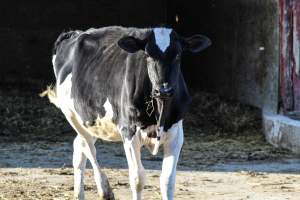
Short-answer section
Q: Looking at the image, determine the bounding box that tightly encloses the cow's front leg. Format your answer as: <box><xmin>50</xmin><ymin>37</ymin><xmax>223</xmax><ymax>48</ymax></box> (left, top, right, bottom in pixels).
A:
<box><xmin>123</xmin><ymin>134</ymin><xmax>145</xmax><ymax>200</ymax></box>
<box><xmin>160</xmin><ymin>121</ymin><xmax>184</xmax><ymax>200</ymax></box>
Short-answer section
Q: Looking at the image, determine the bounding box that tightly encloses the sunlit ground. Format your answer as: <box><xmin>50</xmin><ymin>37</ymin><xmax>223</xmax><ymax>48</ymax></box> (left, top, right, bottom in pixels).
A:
<box><xmin>1</xmin><ymin>167</ymin><xmax>300</xmax><ymax>200</ymax></box>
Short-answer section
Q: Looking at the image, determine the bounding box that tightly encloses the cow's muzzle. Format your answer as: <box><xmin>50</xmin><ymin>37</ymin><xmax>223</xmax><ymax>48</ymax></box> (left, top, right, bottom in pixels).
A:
<box><xmin>153</xmin><ymin>82</ymin><xmax>174</xmax><ymax>99</ymax></box>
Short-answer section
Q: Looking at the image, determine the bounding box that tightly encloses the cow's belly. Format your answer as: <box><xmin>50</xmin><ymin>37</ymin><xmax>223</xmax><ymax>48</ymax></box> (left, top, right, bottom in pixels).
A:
<box><xmin>66</xmin><ymin>109</ymin><xmax>121</xmax><ymax>141</ymax></box>
<box><xmin>84</xmin><ymin>117</ymin><xmax>121</xmax><ymax>141</ymax></box>
<box><xmin>52</xmin><ymin>73</ymin><xmax>121</xmax><ymax>142</ymax></box>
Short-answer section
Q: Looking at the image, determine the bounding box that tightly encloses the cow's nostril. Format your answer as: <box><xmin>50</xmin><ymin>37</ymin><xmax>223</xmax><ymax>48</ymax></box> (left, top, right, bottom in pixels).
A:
<box><xmin>159</xmin><ymin>83</ymin><xmax>174</xmax><ymax>97</ymax></box>
<box><xmin>153</xmin><ymin>83</ymin><xmax>174</xmax><ymax>99</ymax></box>
<box><xmin>160</xmin><ymin>87</ymin><xmax>173</xmax><ymax>94</ymax></box>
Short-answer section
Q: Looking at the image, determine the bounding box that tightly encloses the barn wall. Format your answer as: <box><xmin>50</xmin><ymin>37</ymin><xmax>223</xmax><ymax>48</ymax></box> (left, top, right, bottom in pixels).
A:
<box><xmin>0</xmin><ymin>0</ymin><xmax>165</xmax><ymax>82</ymax></box>
<box><xmin>170</xmin><ymin>0</ymin><xmax>280</xmax><ymax>113</ymax></box>
<box><xmin>280</xmin><ymin>0</ymin><xmax>300</xmax><ymax>113</ymax></box>
<box><xmin>1</xmin><ymin>0</ymin><xmax>280</xmax><ymax>113</ymax></box>
<box><xmin>294</xmin><ymin>0</ymin><xmax>300</xmax><ymax>112</ymax></box>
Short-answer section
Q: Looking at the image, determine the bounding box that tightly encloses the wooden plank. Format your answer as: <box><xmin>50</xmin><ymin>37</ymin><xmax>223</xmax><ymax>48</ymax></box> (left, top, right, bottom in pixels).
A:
<box><xmin>280</xmin><ymin>0</ymin><xmax>295</xmax><ymax>112</ymax></box>
<box><xmin>293</xmin><ymin>0</ymin><xmax>300</xmax><ymax>111</ymax></box>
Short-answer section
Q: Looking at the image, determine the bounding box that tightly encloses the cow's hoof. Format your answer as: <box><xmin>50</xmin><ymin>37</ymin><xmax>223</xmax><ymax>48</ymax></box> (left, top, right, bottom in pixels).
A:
<box><xmin>74</xmin><ymin>191</ymin><xmax>85</xmax><ymax>200</ymax></box>
<box><xmin>100</xmin><ymin>187</ymin><xmax>115</xmax><ymax>200</ymax></box>
<box><xmin>101</xmin><ymin>193</ymin><xmax>115</xmax><ymax>200</ymax></box>
<box><xmin>74</xmin><ymin>197</ymin><xmax>84</xmax><ymax>200</ymax></box>
<box><xmin>100</xmin><ymin>178</ymin><xmax>115</xmax><ymax>200</ymax></box>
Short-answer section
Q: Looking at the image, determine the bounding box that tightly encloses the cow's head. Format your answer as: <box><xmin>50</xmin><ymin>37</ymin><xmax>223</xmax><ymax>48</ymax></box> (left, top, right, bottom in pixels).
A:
<box><xmin>118</xmin><ymin>28</ymin><xmax>211</xmax><ymax>100</ymax></box>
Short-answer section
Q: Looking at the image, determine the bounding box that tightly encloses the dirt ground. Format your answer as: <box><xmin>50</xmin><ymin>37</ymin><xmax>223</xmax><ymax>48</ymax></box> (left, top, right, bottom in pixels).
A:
<box><xmin>0</xmin><ymin>80</ymin><xmax>300</xmax><ymax>200</ymax></box>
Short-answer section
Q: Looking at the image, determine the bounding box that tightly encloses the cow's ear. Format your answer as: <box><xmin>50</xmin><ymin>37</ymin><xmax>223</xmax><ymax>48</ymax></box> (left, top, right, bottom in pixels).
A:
<box><xmin>181</xmin><ymin>35</ymin><xmax>211</xmax><ymax>53</ymax></box>
<box><xmin>118</xmin><ymin>36</ymin><xmax>147</xmax><ymax>53</ymax></box>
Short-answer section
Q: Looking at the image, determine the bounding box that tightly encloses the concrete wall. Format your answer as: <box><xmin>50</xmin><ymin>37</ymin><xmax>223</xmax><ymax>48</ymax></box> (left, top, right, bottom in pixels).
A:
<box><xmin>171</xmin><ymin>0</ymin><xmax>280</xmax><ymax>113</ymax></box>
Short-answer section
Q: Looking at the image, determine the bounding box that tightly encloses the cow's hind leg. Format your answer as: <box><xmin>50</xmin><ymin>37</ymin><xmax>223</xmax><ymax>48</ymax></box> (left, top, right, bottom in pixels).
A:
<box><xmin>80</xmin><ymin>134</ymin><xmax>114</xmax><ymax>200</ymax></box>
<box><xmin>123</xmin><ymin>135</ymin><xmax>145</xmax><ymax>200</ymax></box>
<box><xmin>55</xmin><ymin>76</ymin><xmax>114</xmax><ymax>199</ymax></box>
<box><xmin>73</xmin><ymin>135</ymin><xmax>88</xmax><ymax>200</ymax></box>
<box><xmin>67</xmin><ymin>114</ymin><xmax>115</xmax><ymax>200</ymax></box>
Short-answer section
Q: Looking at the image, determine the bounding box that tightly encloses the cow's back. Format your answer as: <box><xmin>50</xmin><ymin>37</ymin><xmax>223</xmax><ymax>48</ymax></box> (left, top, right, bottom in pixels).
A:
<box><xmin>53</xmin><ymin>26</ymin><xmax>152</xmax><ymax>139</ymax></box>
<box><xmin>71</xmin><ymin>27</ymin><xmax>150</xmax><ymax>123</ymax></box>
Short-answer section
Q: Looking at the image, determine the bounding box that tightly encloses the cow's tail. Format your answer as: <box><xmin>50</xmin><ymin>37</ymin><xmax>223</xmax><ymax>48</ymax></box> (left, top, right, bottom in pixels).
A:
<box><xmin>39</xmin><ymin>85</ymin><xmax>60</xmax><ymax>108</ymax></box>
<box><xmin>52</xmin><ymin>30</ymin><xmax>80</xmax><ymax>55</ymax></box>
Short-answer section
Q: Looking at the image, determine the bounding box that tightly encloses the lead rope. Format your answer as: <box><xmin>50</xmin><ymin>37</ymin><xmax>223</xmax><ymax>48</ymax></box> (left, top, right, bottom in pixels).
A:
<box><xmin>145</xmin><ymin>95</ymin><xmax>167</xmax><ymax>155</ymax></box>
<box><xmin>145</xmin><ymin>97</ymin><xmax>155</xmax><ymax>117</ymax></box>
<box><xmin>152</xmin><ymin>99</ymin><xmax>167</xmax><ymax>155</ymax></box>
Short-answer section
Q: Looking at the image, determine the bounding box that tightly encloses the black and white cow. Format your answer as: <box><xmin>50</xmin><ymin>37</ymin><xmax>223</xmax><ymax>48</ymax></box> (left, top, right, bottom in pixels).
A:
<box><xmin>48</xmin><ymin>26</ymin><xmax>210</xmax><ymax>200</ymax></box>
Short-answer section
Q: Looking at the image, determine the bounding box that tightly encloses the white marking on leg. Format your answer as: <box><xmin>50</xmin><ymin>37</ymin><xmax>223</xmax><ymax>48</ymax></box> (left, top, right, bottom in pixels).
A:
<box><xmin>104</xmin><ymin>98</ymin><xmax>114</xmax><ymax>119</ymax></box>
<box><xmin>73</xmin><ymin>135</ymin><xmax>88</xmax><ymax>200</ymax></box>
<box><xmin>81</xmin><ymin>136</ymin><xmax>111</xmax><ymax>199</ymax></box>
<box><xmin>153</xmin><ymin>28</ymin><xmax>172</xmax><ymax>52</ymax></box>
<box><xmin>123</xmin><ymin>136</ymin><xmax>145</xmax><ymax>200</ymax></box>
<box><xmin>160</xmin><ymin>120</ymin><xmax>184</xmax><ymax>200</ymax></box>
<box><xmin>72</xmin><ymin>127</ymin><xmax>113</xmax><ymax>199</ymax></box>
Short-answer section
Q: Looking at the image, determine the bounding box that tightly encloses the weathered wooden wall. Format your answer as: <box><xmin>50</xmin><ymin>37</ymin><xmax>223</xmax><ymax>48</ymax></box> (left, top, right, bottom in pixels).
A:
<box><xmin>280</xmin><ymin>0</ymin><xmax>300</xmax><ymax>113</ymax></box>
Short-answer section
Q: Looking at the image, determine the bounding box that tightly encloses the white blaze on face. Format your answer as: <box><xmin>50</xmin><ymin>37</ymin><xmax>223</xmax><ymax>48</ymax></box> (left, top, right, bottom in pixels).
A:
<box><xmin>153</xmin><ymin>28</ymin><xmax>172</xmax><ymax>52</ymax></box>
<box><xmin>104</xmin><ymin>98</ymin><xmax>114</xmax><ymax>119</ymax></box>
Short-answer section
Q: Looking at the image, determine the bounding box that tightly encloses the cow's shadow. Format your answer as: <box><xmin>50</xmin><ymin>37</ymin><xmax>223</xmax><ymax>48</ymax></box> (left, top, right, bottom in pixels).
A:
<box><xmin>1</xmin><ymin>130</ymin><xmax>300</xmax><ymax>175</ymax></box>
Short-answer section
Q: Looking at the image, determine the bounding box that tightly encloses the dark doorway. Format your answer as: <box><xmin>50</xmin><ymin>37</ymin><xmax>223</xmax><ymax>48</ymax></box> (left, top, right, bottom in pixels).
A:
<box><xmin>167</xmin><ymin>0</ymin><xmax>280</xmax><ymax>113</ymax></box>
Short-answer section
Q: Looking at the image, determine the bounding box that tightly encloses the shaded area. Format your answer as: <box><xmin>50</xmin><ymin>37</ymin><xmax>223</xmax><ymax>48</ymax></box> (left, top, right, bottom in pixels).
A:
<box><xmin>0</xmin><ymin>79</ymin><xmax>68</xmax><ymax>143</ymax></box>
<box><xmin>169</xmin><ymin>0</ymin><xmax>279</xmax><ymax>113</ymax></box>
<box><xmin>0</xmin><ymin>1</ymin><xmax>280</xmax><ymax>114</ymax></box>
<box><xmin>0</xmin><ymin>0</ymin><xmax>164</xmax><ymax>82</ymax></box>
